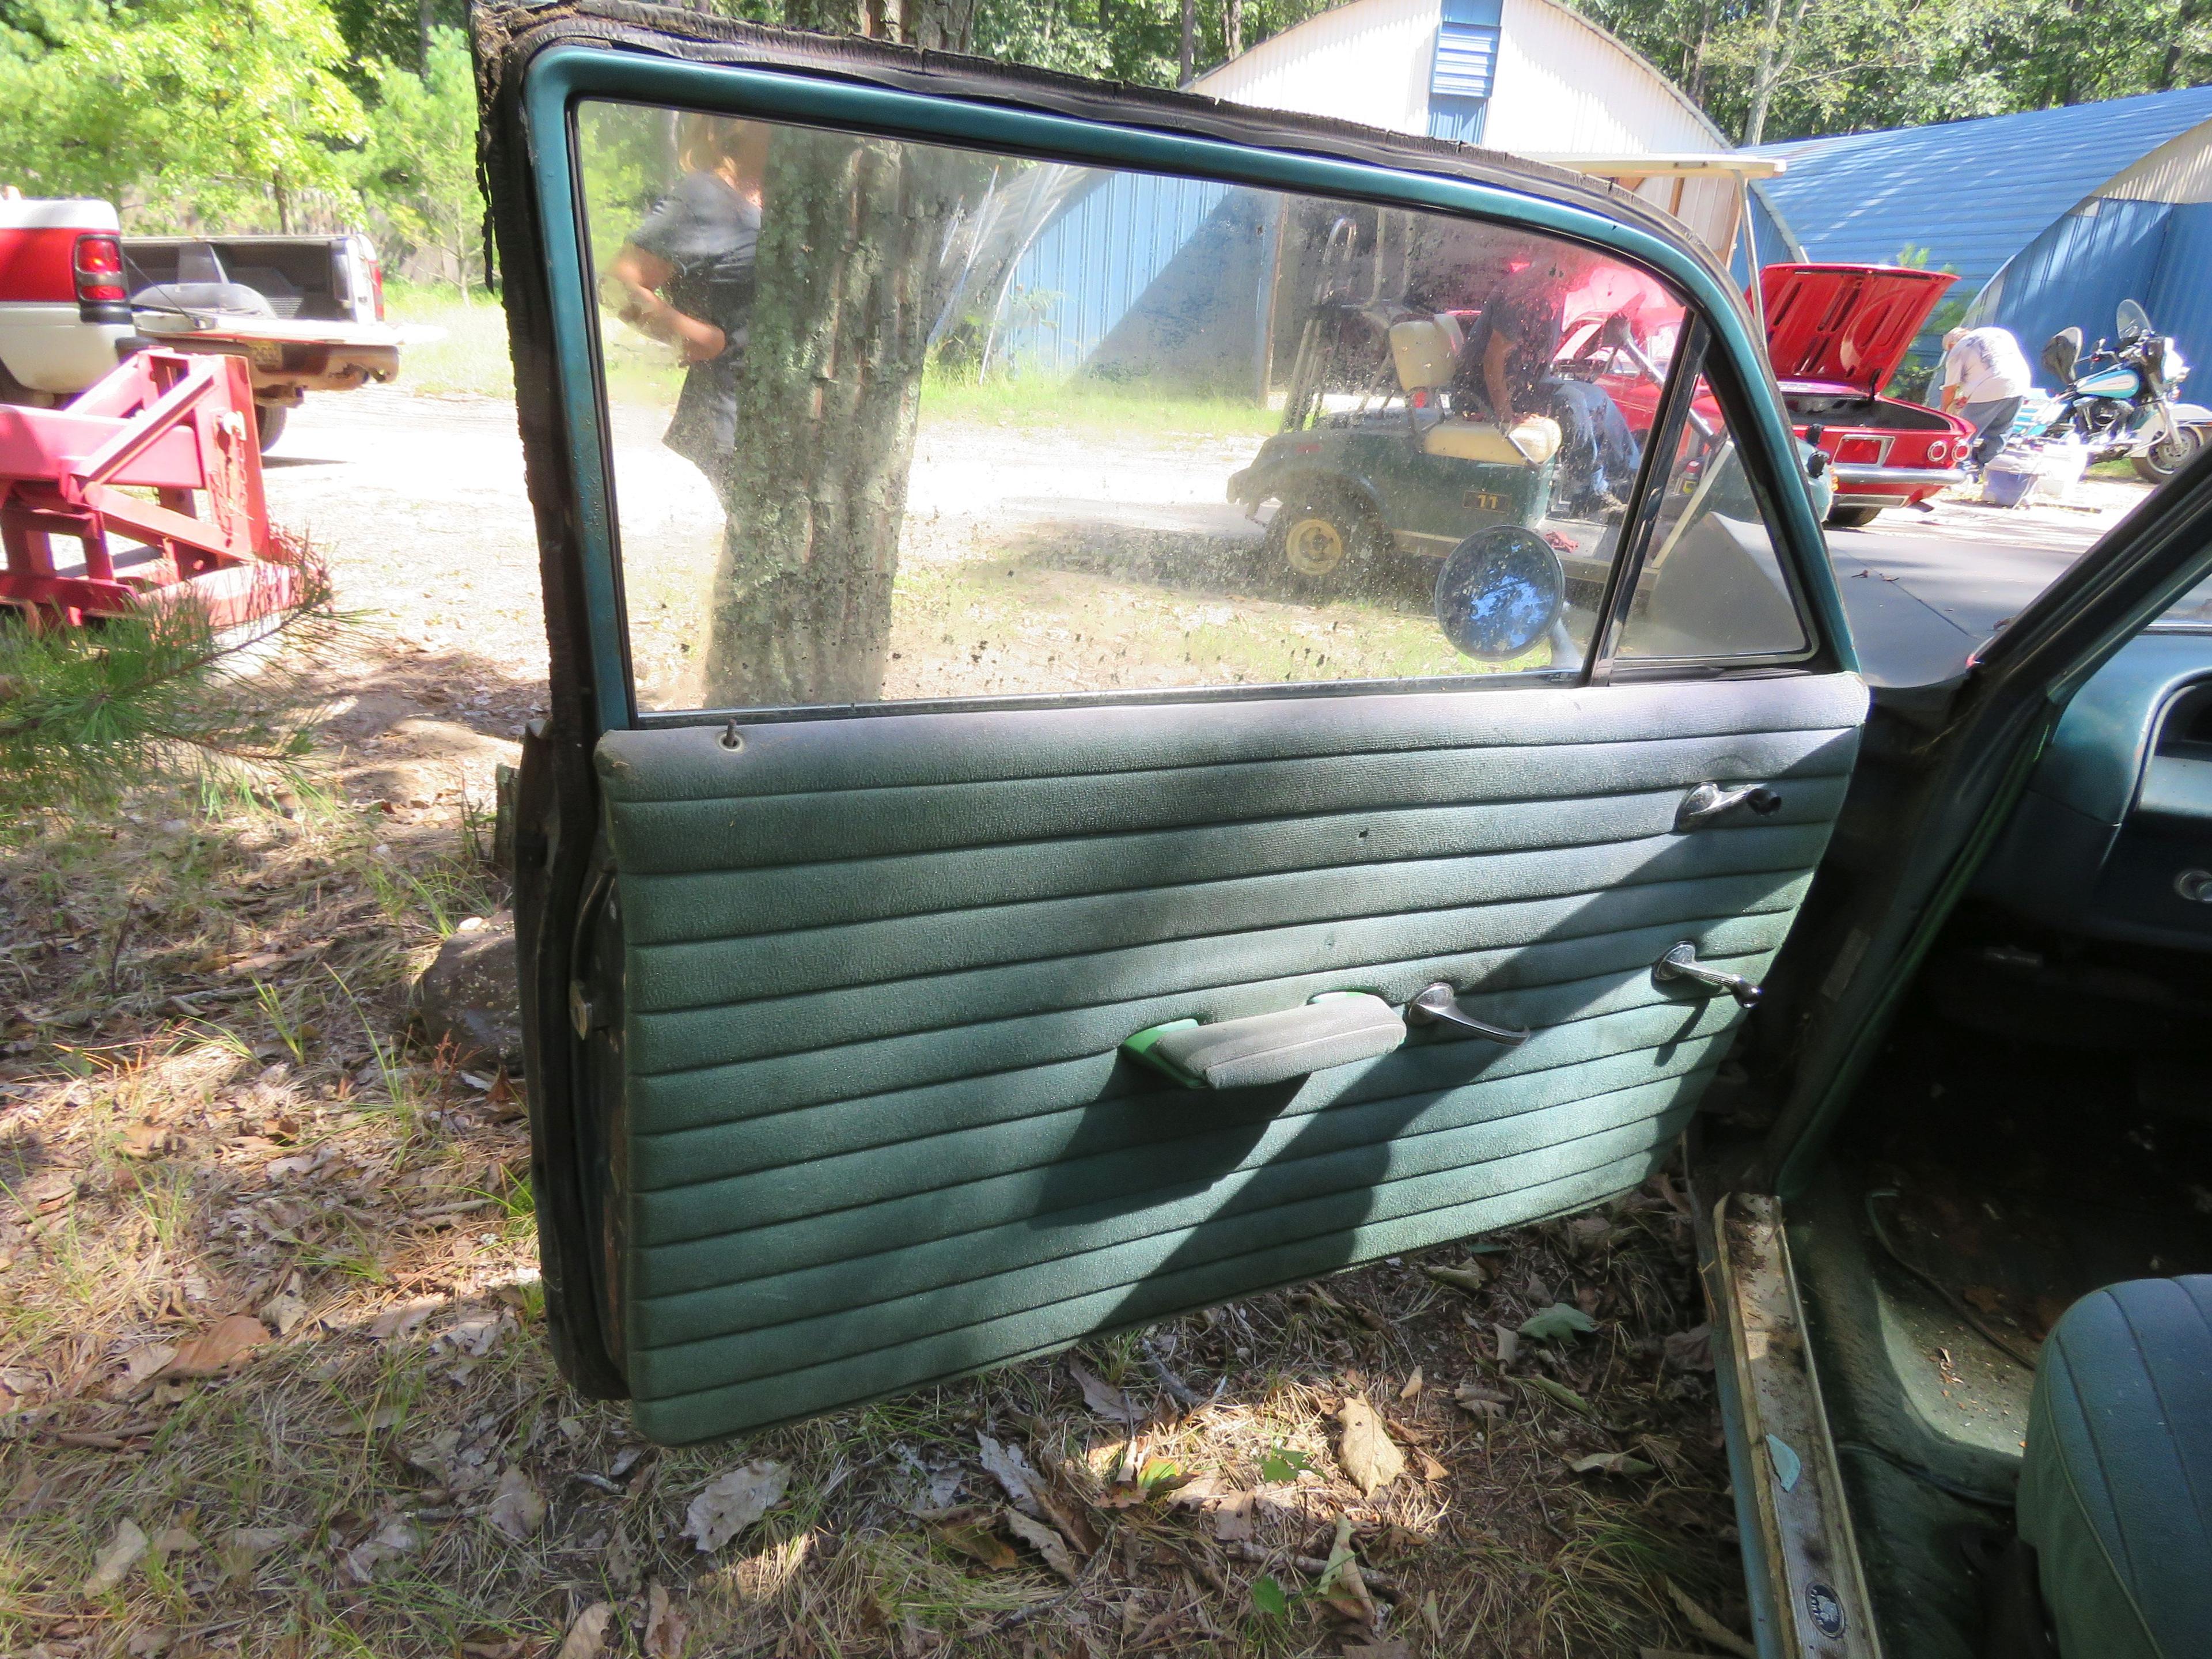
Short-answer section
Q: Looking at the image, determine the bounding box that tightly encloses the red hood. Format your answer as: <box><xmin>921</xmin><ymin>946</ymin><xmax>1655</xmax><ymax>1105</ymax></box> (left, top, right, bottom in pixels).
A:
<box><xmin>1757</xmin><ymin>263</ymin><xmax>1957</xmax><ymax>396</ymax></box>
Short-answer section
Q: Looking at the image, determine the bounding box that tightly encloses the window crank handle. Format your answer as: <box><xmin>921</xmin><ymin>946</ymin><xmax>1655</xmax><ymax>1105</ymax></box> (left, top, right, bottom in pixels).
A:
<box><xmin>1407</xmin><ymin>983</ymin><xmax>1531</xmax><ymax>1045</ymax></box>
<box><xmin>1653</xmin><ymin>941</ymin><xmax>1764</xmax><ymax>1007</ymax></box>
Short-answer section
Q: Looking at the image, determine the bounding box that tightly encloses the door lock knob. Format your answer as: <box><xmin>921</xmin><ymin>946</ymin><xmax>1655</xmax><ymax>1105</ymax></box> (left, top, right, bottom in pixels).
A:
<box><xmin>1653</xmin><ymin>941</ymin><xmax>1764</xmax><ymax>1007</ymax></box>
<box><xmin>1407</xmin><ymin>983</ymin><xmax>1531</xmax><ymax>1045</ymax></box>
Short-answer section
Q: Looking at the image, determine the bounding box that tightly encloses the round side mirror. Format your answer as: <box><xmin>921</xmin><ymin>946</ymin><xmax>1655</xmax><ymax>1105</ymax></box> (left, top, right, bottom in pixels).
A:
<box><xmin>1434</xmin><ymin>525</ymin><xmax>1566</xmax><ymax>662</ymax></box>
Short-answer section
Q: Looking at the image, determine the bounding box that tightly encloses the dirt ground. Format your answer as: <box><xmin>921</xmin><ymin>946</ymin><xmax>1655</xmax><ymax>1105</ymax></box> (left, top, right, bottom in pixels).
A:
<box><xmin>6</xmin><ymin>379</ymin><xmax>1975</xmax><ymax>1658</ymax></box>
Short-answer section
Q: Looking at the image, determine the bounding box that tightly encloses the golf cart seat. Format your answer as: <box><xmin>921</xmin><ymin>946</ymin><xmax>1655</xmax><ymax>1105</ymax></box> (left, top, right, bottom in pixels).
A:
<box><xmin>2016</xmin><ymin>1277</ymin><xmax>2212</xmax><ymax>1658</ymax></box>
<box><xmin>1387</xmin><ymin>316</ymin><xmax>1562</xmax><ymax>465</ymax></box>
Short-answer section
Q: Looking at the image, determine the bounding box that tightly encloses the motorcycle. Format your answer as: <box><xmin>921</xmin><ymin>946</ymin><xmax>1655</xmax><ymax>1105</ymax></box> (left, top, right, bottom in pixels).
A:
<box><xmin>2040</xmin><ymin>298</ymin><xmax>2212</xmax><ymax>484</ymax></box>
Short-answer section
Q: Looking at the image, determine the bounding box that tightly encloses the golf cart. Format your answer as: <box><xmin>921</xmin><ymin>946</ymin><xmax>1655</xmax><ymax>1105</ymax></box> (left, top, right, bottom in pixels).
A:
<box><xmin>1227</xmin><ymin>298</ymin><xmax>1564</xmax><ymax>590</ymax></box>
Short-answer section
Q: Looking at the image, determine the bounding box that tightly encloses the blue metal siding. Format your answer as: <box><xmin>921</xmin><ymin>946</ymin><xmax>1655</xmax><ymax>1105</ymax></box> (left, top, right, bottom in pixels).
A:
<box><xmin>989</xmin><ymin>174</ymin><xmax>1275</xmax><ymax>389</ymax></box>
<box><xmin>1428</xmin><ymin>93</ymin><xmax>1491</xmax><ymax>143</ymax></box>
<box><xmin>1973</xmin><ymin>198</ymin><xmax>2175</xmax><ymax>378</ymax></box>
<box><xmin>1755</xmin><ymin>86</ymin><xmax>2212</xmax><ymax>300</ymax></box>
<box><xmin>2147</xmin><ymin>202</ymin><xmax>2212</xmax><ymax>383</ymax></box>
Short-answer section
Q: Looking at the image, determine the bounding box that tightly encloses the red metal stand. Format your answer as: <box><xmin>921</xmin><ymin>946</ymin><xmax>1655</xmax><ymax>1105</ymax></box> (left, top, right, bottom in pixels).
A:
<box><xmin>0</xmin><ymin>349</ymin><xmax>296</xmax><ymax>628</ymax></box>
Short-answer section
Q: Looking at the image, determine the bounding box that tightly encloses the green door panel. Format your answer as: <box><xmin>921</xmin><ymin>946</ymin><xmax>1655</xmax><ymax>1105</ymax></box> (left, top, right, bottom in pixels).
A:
<box><xmin>588</xmin><ymin>675</ymin><xmax>1866</xmax><ymax>1443</ymax></box>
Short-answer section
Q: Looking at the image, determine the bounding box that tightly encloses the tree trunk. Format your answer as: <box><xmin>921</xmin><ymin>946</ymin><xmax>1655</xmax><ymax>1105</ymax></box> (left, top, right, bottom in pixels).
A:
<box><xmin>1740</xmin><ymin>0</ymin><xmax>1808</xmax><ymax>145</ymax></box>
<box><xmin>700</xmin><ymin>131</ymin><xmax>976</xmax><ymax>704</ymax></box>
<box><xmin>1224</xmin><ymin>0</ymin><xmax>1243</xmax><ymax>57</ymax></box>
<box><xmin>419</xmin><ymin>0</ymin><xmax>434</xmax><ymax>73</ymax></box>
<box><xmin>2162</xmin><ymin>0</ymin><xmax>2196</xmax><ymax>88</ymax></box>
<box><xmin>1180</xmin><ymin>0</ymin><xmax>1196</xmax><ymax>82</ymax></box>
<box><xmin>1684</xmin><ymin>0</ymin><xmax>1713</xmax><ymax>105</ymax></box>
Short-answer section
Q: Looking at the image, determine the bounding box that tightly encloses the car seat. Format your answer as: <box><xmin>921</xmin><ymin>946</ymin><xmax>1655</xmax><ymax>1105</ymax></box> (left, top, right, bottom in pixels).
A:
<box><xmin>1386</xmin><ymin>316</ymin><xmax>1562</xmax><ymax>467</ymax></box>
<box><xmin>2015</xmin><ymin>1277</ymin><xmax>2212</xmax><ymax>1658</ymax></box>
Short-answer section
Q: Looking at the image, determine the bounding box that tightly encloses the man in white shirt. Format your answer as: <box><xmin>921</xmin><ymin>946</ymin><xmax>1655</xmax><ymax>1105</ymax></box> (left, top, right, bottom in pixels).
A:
<box><xmin>1941</xmin><ymin>325</ymin><xmax>2035</xmax><ymax>469</ymax></box>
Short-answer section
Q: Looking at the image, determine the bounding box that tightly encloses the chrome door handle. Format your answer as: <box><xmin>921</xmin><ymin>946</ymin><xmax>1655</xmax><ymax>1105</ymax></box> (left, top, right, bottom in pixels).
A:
<box><xmin>1653</xmin><ymin>941</ymin><xmax>1764</xmax><ymax>1007</ymax></box>
<box><xmin>1675</xmin><ymin>782</ymin><xmax>1782</xmax><ymax>831</ymax></box>
<box><xmin>1406</xmin><ymin>983</ymin><xmax>1530</xmax><ymax>1045</ymax></box>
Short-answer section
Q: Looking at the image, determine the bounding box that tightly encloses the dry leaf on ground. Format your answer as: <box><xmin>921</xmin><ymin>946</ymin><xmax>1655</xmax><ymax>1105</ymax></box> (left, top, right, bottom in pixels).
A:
<box><xmin>84</xmin><ymin>1516</ymin><xmax>149</xmax><ymax>1595</ymax></box>
<box><xmin>1000</xmin><ymin>1508</ymin><xmax>1078</xmax><ymax>1581</ymax></box>
<box><xmin>122</xmin><ymin>1342</ymin><xmax>178</xmax><ymax>1383</ymax></box>
<box><xmin>1067</xmin><ymin>1359</ymin><xmax>1137</xmax><ymax>1426</ymax></box>
<box><xmin>147</xmin><ymin>1524</ymin><xmax>200</xmax><ymax>1557</ymax></box>
<box><xmin>339</xmin><ymin>1516</ymin><xmax>421</xmax><ymax>1582</ymax></box>
<box><xmin>557</xmin><ymin>1601</ymin><xmax>615</xmax><ymax>1659</ymax></box>
<box><xmin>681</xmin><ymin>1460</ymin><xmax>789</xmax><ymax>1554</ymax></box>
<box><xmin>975</xmin><ymin>1432</ymin><xmax>1044</xmax><ymax>1510</ymax></box>
<box><xmin>486</xmin><ymin>1464</ymin><xmax>546</xmax><ymax>1541</ymax></box>
<box><xmin>1665</xmin><ymin>1580</ymin><xmax>1758</xmax><ymax>1659</ymax></box>
<box><xmin>218</xmin><ymin>1524</ymin><xmax>303</xmax><ymax>1582</ymax></box>
<box><xmin>933</xmin><ymin>1513</ymin><xmax>1019</xmax><ymax>1570</ymax></box>
<box><xmin>1665</xmin><ymin>1323</ymin><xmax>1715</xmax><ymax>1372</ymax></box>
<box><xmin>643</xmin><ymin>1581</ymin><xmax>689</xmax><ymax>1659</ymax></box>
<box><xmin>368</xmin><ymin>1297</ymin><xmax>442</xmax><ymax>1342</ymax></box>
<box><xmin>1337</xmin><ymin>1396</ymin><xmax>1407</xmax><ymax>1496</ymax></box>
<box><xmin>262</xmin><ymin>1289</ymin><xmax>311</xmax><ymax>1338</ymax></box>
<box><xmin>1423</xmin><ymin>1263</ymin><xmax>1488</xmax><ymax>1295</ymax></box>
<box><xmin>605</xmin><ymin>1521</ymin><xmax>643</xmax><ymax>1593</ymax></box>
<box><xmin>1568</xmin><ymin>1450</ymin><xmax>1657</xmax><ymax>1477</ymax></box>
<box><xmin>159</xmin><ymin>1314</ymin><xmax>270</xmax><ymax>1378</ymax></box>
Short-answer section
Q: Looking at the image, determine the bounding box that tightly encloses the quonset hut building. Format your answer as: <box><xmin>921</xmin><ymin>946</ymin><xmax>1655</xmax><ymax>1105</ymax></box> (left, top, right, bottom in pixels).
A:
<box><xmin>959</xmin><ymin>0</ymin><xmax>1785</xmax><ymax>390</ymax></box>
<box><xmin>1755</xmin><ymin>87</ymin><xmax>2212</xmax><ymax>382</ymax></box>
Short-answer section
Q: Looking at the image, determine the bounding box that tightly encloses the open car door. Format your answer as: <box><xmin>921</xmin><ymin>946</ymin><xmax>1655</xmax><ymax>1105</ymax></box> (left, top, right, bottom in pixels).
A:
<box><xmin>476</xmin><ymin>2</ymin><xmax>1868</xmax><ymax>1446</ymax></box>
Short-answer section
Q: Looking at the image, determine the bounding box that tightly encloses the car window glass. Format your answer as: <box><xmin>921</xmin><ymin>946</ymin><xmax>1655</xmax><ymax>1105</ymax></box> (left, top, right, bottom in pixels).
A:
<box><xmin>2152</xmin><ymin>571</ymin><xmax>2212</xmax><ymax>630</ymax></box>
<box><xmin>575</xmin><ymin>101</ymin><xmax>1695</xmax><ymax>713</ymax></box>
<box><xmin>1613</xmin><ymin>376</ymin><xmax>1809</xmax><ymax>661</ymax></box>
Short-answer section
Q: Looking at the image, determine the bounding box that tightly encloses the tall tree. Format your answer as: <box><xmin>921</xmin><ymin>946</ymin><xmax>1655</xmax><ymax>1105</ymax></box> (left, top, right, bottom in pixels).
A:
<box><xmin>358</xmin><ymin>25</ymin><xmax>482</xmax><ymax>295</ymax></box>
<box><xmin>0</xmin><ymin>0</ymin><xmax>365</xmax><ymax>228</ymax></box>
<box><xmin>699</xmin><ymin>0</ymin><xmax>986</xmax><ymax>704</ymax></box>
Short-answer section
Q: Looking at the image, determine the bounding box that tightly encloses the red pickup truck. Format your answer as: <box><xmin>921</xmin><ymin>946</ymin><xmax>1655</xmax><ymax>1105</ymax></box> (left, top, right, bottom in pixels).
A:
<box><xmin>0</xmin><ymin>194</ymin><xmax>408</xmax><ymax>450</ymax></box>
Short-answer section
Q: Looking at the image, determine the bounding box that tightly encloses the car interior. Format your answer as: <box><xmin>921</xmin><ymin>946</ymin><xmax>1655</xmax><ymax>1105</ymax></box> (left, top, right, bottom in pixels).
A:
<box><xmin>1715</xmin><ymin>576</ymin><xmax>2212</xmax><ymax>1659</ymax></box>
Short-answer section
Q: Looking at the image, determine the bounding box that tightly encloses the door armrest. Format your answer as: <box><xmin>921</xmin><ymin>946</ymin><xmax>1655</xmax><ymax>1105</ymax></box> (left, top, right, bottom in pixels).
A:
<box><xmin>1123</xmin><ymin>993</ymin><xmax>1405</xmax><ymax>1089</ymax></box>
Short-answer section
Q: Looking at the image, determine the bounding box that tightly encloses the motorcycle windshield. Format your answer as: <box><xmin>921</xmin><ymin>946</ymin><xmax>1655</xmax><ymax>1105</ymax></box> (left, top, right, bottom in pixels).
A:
<box><xmin>2119</xmin><ymin>298</ymin><xmax>2152</xmax><ymax>341</ymax></box>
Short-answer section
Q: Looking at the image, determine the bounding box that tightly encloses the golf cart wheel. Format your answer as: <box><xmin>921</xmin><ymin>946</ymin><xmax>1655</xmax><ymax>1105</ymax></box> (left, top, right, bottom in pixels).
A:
<box><xmin>1825</xmin><ymin>504</ymin><xmax>1883</xmax><ymax>529</ymax></box>
<box><xmin>1268</xmin><ymin>495</ymin><xmax>1371</xmax><ymax>592</ymax></box>
<box><xmin>2134</xmin><ymin>426</ymin><xmax>2203</xmax><ymax>484</ymax></box>
<box><xmin>253</xmin><ymin>400</ymin><xmax>290</xmax><ymax>453</ymax></box>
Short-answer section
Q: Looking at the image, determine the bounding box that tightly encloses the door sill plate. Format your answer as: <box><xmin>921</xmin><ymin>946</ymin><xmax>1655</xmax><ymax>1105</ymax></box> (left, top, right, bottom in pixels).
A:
<box><xmin>1707</xmin><ymin>1191</ymin><xmax>1882</xmax><ymax>1658</ymax></box>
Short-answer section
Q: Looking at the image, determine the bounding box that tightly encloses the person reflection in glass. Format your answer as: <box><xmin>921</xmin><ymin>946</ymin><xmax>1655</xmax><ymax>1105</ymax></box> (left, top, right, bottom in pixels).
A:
<box><xmin>1449</xmin><ymin>247</ymin><xmax>1642</xmax><ymax>518</ymax></box>
<box><xmin>603</xmin><ymin>116</ymin><xmax>770</xmax><ymax>508</ymax></box>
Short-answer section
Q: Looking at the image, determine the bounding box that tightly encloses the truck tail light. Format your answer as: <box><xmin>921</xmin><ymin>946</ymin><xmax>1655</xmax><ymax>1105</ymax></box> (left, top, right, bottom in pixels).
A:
<box><xmin>73</xmin><ymin>232</ymin><xmax>126</xmax><ymax>304</ymax></box>
<box><xmin>370</xmin><ymin>255</ymin><xmax>385</xmax><ymax>321</ymax></box>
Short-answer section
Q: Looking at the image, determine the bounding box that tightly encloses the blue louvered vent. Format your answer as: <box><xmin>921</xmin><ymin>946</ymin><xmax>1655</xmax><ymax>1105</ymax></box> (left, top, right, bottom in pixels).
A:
<box><xmin>1430</xmin><ymin>20</ymin><xmax>1499</xmax><ymax>99</ymax></box>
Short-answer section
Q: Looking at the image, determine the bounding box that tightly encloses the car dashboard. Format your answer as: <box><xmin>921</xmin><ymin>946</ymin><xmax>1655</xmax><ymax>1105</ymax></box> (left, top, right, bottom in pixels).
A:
<box><xmin>1975</xmin><ymin>626</ymin><xmax>2212</xmax><ymax>952</ymax></box>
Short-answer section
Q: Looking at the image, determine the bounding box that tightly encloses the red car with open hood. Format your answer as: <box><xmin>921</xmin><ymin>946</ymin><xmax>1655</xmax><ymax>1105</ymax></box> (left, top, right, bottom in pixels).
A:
<box><xmin>1759</xmin><ymin>263</ymin><xmax>1976</xmax><ymax>525</ymax></box>
<box><xmin>1559</xmin><ymin>262</ymin><xmax>1975</xmax><ymax>528</ymax></box>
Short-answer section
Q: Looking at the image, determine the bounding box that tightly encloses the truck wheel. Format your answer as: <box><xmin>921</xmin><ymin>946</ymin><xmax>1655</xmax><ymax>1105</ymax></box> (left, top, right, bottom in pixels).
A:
<box><xmin>253</xmin><ymin>401</ymin><xmax>290</xmax><ymax>453</ymax></box>
<box><xmin>1825</xmin><ymin>505</ymin><xmax>1883</xmax><ymax>529</ymax></box>
<box><xmin>1268</xmin><ymin>494</ymin><xmax>1372</xmax><ymax>593</ymax></box>
<box><xmin>2134</xmin><ymin>426</ymin><xmax>2202</xmax><ymax>484</ymax></box>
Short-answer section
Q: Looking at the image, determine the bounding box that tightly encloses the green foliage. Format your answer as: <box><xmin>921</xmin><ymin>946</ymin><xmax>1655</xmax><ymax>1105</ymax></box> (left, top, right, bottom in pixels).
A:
<box><xmin>1518</xmin><ymin>1302</ymin><xmax>1601</xmax><ymax>1342</ymax></box>
<box><xmin>357</xmin><ymin>26</ymin><xmax>480</xmax><ymax>296</ymax></box>
<box><xmin>1257</xmin><ymin>1442</ymin><xmax>1316</xmax><ymax>1483</ymax></box>
<box><xmin>1249</xmin><ymin>1573</ymin><xmax>1290</xmax><ymax>1616</ymax></box>
<box><xmin>1567</xmin><ymin>0</ymin><xmax>2212</xmax><ymax>146</ymax></box>
<box><xmin>0</xmin><ymin>0</ymin><xmax>366</xmax><ymax>228</ymax></box>
<box><xmin>0</xmin><ymin>566</ymin><xmax>349</xmax><ymax>819</ymax></box>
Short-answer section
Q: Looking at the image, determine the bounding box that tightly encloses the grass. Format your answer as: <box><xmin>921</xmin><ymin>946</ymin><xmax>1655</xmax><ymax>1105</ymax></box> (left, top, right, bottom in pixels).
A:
<box><xmin>0</xmin><ymin>760</ymin><xmax>1747</xmax><ymax>1656</ymax></box>
<box><xmin>381</xmin><ymin>281</ymin><xmax>516</xmax><ymax>402</ymax></box>
<box><xmin>380</xmin><ymin>280</ymin><xmax>1284</xmax><ymax>441</ymax></box>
